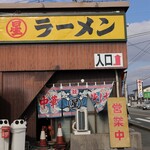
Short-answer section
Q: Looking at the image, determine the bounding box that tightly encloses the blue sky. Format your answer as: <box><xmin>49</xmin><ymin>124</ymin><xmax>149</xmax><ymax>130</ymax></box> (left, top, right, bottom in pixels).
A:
<box><xmin>126</xmin><ymin>0</ymin><xmax>150</xmax><ymax>23</ymax></box>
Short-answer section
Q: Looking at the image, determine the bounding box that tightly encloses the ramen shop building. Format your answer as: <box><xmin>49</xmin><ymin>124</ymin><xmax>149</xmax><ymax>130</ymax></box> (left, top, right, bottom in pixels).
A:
<box><xmin>0</xmin><ymin>1</ymin><xmax>135</xmax><ymax>149</ymax></box>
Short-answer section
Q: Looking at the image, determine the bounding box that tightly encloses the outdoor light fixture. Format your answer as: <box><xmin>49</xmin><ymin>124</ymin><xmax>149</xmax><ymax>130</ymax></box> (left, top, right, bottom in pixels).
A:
<box><xmin>81</xmin><ymin>79</ymin><xmax>85</xmax><ymax>83</ymax></box>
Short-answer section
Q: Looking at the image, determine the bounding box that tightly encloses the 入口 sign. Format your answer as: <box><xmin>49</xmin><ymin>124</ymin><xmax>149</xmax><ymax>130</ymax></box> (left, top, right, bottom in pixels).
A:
<box><xmin>94</xmin><ymin>53</ymin><xmax>123</xmax><ymax>68</ymax></box>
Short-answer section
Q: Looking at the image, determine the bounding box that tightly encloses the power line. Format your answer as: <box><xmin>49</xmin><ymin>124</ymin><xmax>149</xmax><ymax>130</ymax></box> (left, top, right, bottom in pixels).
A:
<box><xmin>127</xmin><ymin>72</ymin><xmax>150</xmax><ymax>87</ymax></box>
<box><xmin>127</xmin><ymin>39</ymin><xmax>150</xmax><ymax>47</ymax></box>
<box><xmin>128</xmin><ymin>76</ymin><xmax>150</xmax><ymax>87</ymax></box>
<box><xmin>127</xmin><ymin>28</ymin><xmax>150</xmax><ymax>65</ymax></box>
<box><xmin>128</xmin><ymin>42</ymin><xmax>150</xmax><ymax>65</ymax></box>
<box><xmin>127</xmin><ymin>81</ymin><xmax>136</xmax><ymax>86</ymax></box>
<box><xmin>142</xmin><ymin>74</ymin><xmax>150</xmax><ymax>81</ymax></box>
<box><xmin>127</xmin><ymin>30</ymin><xmax>150</xmax><ymax>39</ymax></box>
<box><xmin>128</xmin><ymin>41</ymin><xmax>150</xmax><ymax>55</ymax></box>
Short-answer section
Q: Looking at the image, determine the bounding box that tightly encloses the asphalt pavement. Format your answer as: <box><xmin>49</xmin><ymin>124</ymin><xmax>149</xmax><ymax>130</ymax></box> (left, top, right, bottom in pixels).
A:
<box><xmin>128</xmin><ymin>107</ymin><xmax>150</xmax><ymax>130</ymax></box>
<box><xmin>128</xmin><ymin>107</ymin><xmax>150</xmax><ymax>150</ymax></box>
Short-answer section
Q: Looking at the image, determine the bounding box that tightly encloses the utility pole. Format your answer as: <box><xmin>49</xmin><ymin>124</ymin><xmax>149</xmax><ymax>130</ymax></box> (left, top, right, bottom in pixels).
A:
<box><xmin>123</xmin><ymin>71</ymin><xmax>128</xmax><ymax>104</ymax></box>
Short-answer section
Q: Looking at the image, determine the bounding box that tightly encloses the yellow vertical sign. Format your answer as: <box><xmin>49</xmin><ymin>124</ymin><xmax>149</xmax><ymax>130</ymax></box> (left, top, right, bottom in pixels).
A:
<box><xmin>107</xmin><ymin>97</ymin><xmax>130</xmax><ymax>148</ymax></box>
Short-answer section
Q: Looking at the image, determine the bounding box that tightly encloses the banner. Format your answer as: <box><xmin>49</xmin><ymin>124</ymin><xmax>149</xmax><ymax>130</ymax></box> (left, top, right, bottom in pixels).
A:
<box><xmin>38</xmin><ymin>89</ymin><xmax>62</xmax><ymax>118</ymax></box>
<box><xmin>38</xmin><ymin>84</ymin><xmax>113</xmax><ymax>118</ymax></box>
<box><xmin>88</xmin><ymin>85</ymin><xmax>113</xmax><ymax>112</ymax></box>
<box><xmin>137</xmin><ymin>80</ymin><xmax>143</xmax><ymax>98</ymax></box>
<box><xmin>38</xmin><ymin>86</ymin><xmax>89</xmax><ymax>118</ymax></box>
<box><xmin>107</xmin><ymin>97</ymin><xmax>130</xmax><ymax>148</ymax></box>
<box><xmin>0</xmin><ymin>14</ymin><xmax>126</xmax><ymax>43</ymax></box>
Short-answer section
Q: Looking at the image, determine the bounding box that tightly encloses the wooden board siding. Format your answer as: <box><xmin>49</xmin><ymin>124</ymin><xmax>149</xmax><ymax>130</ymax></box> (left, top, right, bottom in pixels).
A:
<box><xmin>0</xmin><ymin>43</ymin><xmax>127</xmax><ymax>71</ymax></box>
<box><xmin>0</xmin><ymin>72</ymin><xmax>2</xmax><ymax>96</ymax></box>
<box><xmin>0</xmin><ymin>71</ymin><xmax>54</xmax><ymax>138</ymax></box>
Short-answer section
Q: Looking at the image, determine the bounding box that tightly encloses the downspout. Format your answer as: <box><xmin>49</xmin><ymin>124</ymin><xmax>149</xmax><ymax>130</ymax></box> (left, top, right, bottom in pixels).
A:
<box><xmin>115</xmin><ymin>70</ymin><xmax>120</xmax><ymax>97</ymax></box>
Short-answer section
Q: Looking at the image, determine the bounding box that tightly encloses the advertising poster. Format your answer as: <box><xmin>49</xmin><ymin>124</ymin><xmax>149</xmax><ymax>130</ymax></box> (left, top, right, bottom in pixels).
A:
<box><xmin>137</xmin><ymin>80</ymin><xmax>143</xmax><ymax>98</ymax></box>
<box><xmin>107</xmin><ymin>97</ymin><xmax>130</xmax><ymax>148</ymax></box>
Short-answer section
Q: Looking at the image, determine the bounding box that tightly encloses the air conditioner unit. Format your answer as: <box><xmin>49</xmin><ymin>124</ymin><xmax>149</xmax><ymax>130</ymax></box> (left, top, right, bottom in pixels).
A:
<box><xmin>72</xmin><ymin>108</ymin><xmax>91</xmax><ymax>135</ymax></box>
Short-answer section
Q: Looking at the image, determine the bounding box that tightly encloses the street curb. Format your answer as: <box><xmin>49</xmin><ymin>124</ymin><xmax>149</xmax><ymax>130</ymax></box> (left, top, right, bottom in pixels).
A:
<box><xmin>129</xmin><ymin>121</ymin><xmax>150</xmax><ymax>131</ymax></box>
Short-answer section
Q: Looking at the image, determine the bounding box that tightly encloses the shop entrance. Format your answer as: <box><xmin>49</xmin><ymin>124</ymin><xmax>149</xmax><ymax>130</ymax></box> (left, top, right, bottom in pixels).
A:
<box><xmin>36</xmin><ymin>118</ymin><xmax>52</xmax><ymax>141</ymax></box>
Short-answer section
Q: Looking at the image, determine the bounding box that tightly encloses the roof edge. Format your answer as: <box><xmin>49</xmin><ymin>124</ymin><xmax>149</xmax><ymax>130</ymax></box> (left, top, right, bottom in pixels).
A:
<box><xmin>0</xmin><ymin>2</ymin><xmax>129</xmax><ymax>10</ymax></box>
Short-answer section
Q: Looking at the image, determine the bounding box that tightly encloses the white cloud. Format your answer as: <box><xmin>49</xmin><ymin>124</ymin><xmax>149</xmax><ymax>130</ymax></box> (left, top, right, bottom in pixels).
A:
<box><xmin>128</xmin><ymin>21</ymin><xmax>150</xmax><ymax>35</ymax></box>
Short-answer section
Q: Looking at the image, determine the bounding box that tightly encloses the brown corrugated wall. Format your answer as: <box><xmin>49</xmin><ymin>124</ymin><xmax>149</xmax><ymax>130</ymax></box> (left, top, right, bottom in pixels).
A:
<box><xmin>0</xmin><ymin>42</ymin><xmax>127</xmax><ymax>71</ymax></box>
<box><xmin>0</xmin><ymin>71</ymin><xmax>54</xmax><ymax>138</ymax></box>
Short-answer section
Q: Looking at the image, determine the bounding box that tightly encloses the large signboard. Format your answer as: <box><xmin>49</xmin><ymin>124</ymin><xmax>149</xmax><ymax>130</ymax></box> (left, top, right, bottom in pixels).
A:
<box><xmin>107</xmin><ymin>97</ymin><xmax>130</xmax><ymax>148</ymax></box>
<box><xmin>144</xmin><ymin>92</ymin><xmax>150</xmax><ymax>98</ymax></box>
<box><xmin>0</xmin><ymin>14</ymin><xmax>126</xmax><ymax>43</ymax></box>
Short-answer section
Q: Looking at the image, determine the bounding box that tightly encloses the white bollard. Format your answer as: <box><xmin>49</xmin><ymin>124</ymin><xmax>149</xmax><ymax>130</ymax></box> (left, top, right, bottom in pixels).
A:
<box><xmin>11</xmin><ymin>119</ymin><xmax>27</xmax><ymax>150</ymax></box>
<box><xmin>0</xmin><ymin>119</ymin><xmax>10</xmax><ymax>150</ymax></box>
